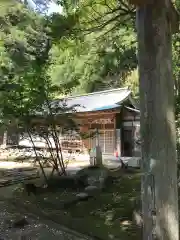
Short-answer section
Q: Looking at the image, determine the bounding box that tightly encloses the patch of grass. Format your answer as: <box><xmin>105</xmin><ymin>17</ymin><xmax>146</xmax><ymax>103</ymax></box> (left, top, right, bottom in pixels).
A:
<box><xmin>13</xmin><ymin>171</ymin><xmax>142</xmax><ymax>240</ymax></box>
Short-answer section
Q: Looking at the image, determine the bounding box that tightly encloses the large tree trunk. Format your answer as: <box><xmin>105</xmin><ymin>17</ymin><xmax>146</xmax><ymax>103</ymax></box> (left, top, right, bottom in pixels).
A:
<box><xmin>137</xmin><ymin>2</ymin><xmax>179</xmax><ymax>240</ymax></box>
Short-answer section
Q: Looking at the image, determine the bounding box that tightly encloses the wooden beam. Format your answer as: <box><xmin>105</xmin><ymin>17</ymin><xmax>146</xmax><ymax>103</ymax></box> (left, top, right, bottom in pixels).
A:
<box><xmin>75</xmin><ymin>109</ymin><xmax>120</xmax><ymax>118</ymax></box>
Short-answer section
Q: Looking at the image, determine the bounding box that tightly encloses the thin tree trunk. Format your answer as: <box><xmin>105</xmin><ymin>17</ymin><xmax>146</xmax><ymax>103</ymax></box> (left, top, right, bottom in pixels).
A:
<box><xmin>27</xmin><ymin>130</ymin><xmax>48</xmax><ymax>183</ymax></box>
<box><xmin>43</xmin><ymin>135</ymin><xmax>57</xmax><ymax>165</ymax></box>
<box><xmin>45</xmin><ymin>98</ymin><xmax>66</xmax><ymax>175</ymax></box>
<box><xmin>50</xmin><ymin>129</ymin><xmax>66</xmax><ymax>174</ymax></box>
<box><xmin>137</xmin><ymin>2</ymin><xmax>179</xmax><ymax>240</ymax></box>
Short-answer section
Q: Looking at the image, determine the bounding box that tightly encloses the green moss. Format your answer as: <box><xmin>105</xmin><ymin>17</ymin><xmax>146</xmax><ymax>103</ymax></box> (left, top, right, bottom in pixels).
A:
<box><xmin>13</xmin><ymin>171</ymin><xmax>142</xmax><ymax>240</ymax></box>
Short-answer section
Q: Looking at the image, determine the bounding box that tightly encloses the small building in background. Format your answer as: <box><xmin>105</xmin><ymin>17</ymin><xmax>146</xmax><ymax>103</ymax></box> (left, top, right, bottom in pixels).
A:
<box><xmin>1</xmin><ymin>87</ymin><xmax>140</xmax><ymax>159</ymax></box>
<box><xmin>63</xmin><ymin>87</ymin><xmax>140</xmax><ymax>158</ymax></box>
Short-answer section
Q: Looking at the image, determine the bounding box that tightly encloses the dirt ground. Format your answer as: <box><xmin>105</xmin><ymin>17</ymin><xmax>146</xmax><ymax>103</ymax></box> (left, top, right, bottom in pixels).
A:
<box><xmin>11</xmin><ymin>170</ymin><xmax>142</xmax><ymax>240</ymax></box>
<box><xmin>0</xmin><ymin>160</ymin><xmax>93</xmax><ymax>240</ymax></box>
<box><xmin>0</xmin><ymin>185</ymin><xmax>91</xmax><ymax>240</ymax></box>
<box><xmin>0</xmin><ymin>159</ymin><xmax>135</xmax><ymax>240</ymax></box>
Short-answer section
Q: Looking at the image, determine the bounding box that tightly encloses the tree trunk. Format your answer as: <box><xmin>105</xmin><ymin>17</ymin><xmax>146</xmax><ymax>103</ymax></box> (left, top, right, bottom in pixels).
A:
<box><xmin>137</xmin><ymin>2</ymin><xmax>179</xmax><ymax>240</ymax></box>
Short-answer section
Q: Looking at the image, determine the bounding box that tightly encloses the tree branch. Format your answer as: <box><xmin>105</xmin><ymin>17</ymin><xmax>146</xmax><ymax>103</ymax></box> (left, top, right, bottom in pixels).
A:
<box><xmin>95</xmin><ymin>16</ymin><xmax>132</xmax><ymax>40</ymax></box>
<box><xmin>78</xmin><ymin>11</ymin><xmax>132</xmax><ymax>34</ymax></box>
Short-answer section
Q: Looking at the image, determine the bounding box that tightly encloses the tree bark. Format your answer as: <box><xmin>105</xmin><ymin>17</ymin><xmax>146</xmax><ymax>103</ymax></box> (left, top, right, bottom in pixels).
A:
<box><xmin>137</xmin><ymin>2</ymin><xmax>179</xmax><ymax>240</ymax></box>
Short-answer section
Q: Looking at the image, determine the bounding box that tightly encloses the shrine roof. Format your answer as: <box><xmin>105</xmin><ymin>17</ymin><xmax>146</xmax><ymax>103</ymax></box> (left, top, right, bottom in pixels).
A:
<box><xmin>53</xmin><ymin>87</ymin><xmax>138</xmax><ymax>113</ymax></box>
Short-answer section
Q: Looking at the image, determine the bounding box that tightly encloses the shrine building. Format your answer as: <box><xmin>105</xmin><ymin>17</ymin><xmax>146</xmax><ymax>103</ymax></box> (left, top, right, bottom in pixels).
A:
<box><xmin>1</xmin><ymin>87</ymin><xmax>141</xmax><ymax>158</ymax></box>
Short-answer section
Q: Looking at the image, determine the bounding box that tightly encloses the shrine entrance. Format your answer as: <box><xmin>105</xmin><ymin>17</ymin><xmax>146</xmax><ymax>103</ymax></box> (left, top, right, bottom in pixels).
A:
<box><xmin>87</xmin><ymin>114</ymin><xmax>116</xmax><ymax>154</ymax></box>
<box><xmin>121</xmin><ymin>128</ymin><xmax>133</xmax><ymax>157</ymax></box>
<box><xmin>89</xmin><ymin>129</ymin><xmax>115</xmax><ymax>154</ymax></box>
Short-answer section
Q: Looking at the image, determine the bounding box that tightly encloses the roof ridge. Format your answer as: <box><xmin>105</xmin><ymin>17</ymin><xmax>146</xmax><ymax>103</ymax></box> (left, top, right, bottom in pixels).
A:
<box><xmin>64</xmin><ymin>87</ymin><xmax>129</xmax><ymax>100</ymax></box>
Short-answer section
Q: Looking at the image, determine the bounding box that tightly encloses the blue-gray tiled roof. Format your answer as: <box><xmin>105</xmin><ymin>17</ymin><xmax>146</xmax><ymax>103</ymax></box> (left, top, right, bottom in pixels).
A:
<box><xmin>61</xmin><ymin>88</ymin><xmax>132</xmax><ymax>113</ymax></box>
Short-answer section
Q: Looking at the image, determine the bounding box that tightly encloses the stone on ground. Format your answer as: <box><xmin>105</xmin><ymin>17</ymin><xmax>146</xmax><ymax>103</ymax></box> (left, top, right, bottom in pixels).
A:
<box><xmin>76</xmin><ymin>165</ymin><xmax>109</xmax><ymax>189</ymax></box>
<box><xmin>76</xmin><ymin>192</ymin><xmax>89</xmax><ymax>199</ymax></box>
<box><xmin>84</xmin><ymin>185</ymin><xmax>99</xmax><ymax>195</ymax></box>
<box><xmin>85</xmin><ymin>185</ymin><xmax>98</xmax><ymax>191</ymax></box>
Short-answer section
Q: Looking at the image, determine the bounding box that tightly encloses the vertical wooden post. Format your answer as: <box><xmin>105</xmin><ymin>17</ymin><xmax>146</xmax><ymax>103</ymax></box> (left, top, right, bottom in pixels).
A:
<box><xmin>96</xmin><ymin>128</ymin><xmax>99</xmax><ymax>146</ymax></box>
<box><xmin>2</xmin><ymin>130</ymin><xmax>7</xmax><ymax>148</ymax></box>
<box><xmin>136</xmin><ymin>1</ymin><xmax>179</xmax><ymax>239</ymax></box>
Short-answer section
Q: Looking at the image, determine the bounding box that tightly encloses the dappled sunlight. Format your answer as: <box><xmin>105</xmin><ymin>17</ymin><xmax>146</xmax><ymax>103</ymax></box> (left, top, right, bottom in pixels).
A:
<box><xmin>112</xmin><ymin>193</ymin><xmax>122</xmax><ymax>203</ymax></box>
<box><xmin>0</xmin><ymin>199</ymin><xmax>85</xmax><ymax>239</ymax></box>
<box><xmin>15</xmin><ymin>172</ymin><xmax>141</xmax><ymax>239</ymax></box>
<box><xmin>155</xmin><ymin>203</ymin><xmax>179</xmax><ymax>240</ymax></box>
<box><xmin>120</xmin><ymin>220</ymin><xmax>133</xmax><ymax>232</ymax></box>
<box><xmin>0</xmin><ymin>161</ymin><xmax>32</xmax><ymax>169</ymax></box>
<box><xmin>105</xmin><ymin>210</ymin><xmax>114</xmax><ymax>226</ymax></box>
<box><xmin>139</xmin><ymin>102</ymin><xmax>179</xmax><ymax>239</ymax></box>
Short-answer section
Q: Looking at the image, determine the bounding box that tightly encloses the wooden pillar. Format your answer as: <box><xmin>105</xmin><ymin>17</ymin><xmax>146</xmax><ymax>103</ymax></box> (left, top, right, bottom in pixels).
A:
<box><xmin>116</xmin><ymin>129</ymin><xmax>121</xmax><ymax>156</ymax></box>
<box><xmin>136</xmin><ymin>0</ymin><xmax>179</xmax><ymax>239</ymax></box>
<box><xmin>2</xmin><ymin>130</ymin><xmax>7</xmax><ymax>148</ymax></box>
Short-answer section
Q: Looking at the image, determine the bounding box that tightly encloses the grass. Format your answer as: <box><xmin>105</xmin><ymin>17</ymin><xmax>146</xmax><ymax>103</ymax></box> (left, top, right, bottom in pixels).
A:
<box><xmin>12</xmin><ymin>169</ymin><xmax>142</xmax><ymax>240</ymax></box>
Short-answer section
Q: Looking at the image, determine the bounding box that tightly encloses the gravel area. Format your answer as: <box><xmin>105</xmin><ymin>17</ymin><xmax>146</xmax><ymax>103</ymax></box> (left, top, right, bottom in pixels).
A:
<box><xmin>0</xmin><ymin>199</ymin><xmax>91</xmax><ymax>240</ymax></box>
